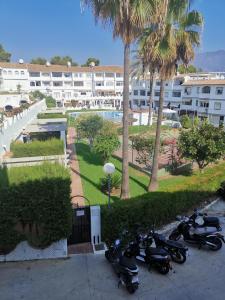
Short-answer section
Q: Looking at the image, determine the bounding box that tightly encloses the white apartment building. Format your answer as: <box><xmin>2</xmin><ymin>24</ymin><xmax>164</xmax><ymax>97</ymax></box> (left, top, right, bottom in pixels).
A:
<box><xmin>0</xmin><ymin>61</ymin><xmax>124</xmax><ymax>109</ymax></box>
<box><xmin>130</xmin><ymin>72</ymin><xmax>225</xmax><ymax>127</ymax></box>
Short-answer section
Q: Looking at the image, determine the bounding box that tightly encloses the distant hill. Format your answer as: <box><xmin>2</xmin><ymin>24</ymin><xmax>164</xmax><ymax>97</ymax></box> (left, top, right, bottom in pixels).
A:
<box><xmin>194</xmin><ymin>50</ymin><xmax>225</xmax><ymax>72</ymax></box>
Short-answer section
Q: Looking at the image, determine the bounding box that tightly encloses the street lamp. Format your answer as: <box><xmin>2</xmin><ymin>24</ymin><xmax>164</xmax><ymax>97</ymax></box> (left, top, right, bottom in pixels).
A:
<box><xmin>103</xmin><ymin>163</ymin><xmax>115</xmax><ymax>208</ymax></box>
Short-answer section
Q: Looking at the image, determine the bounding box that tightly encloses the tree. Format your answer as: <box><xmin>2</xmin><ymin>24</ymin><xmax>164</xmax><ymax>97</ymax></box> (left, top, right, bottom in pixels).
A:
<box><xmin>130</xmin><ymin>135</ymin><xmax>155</xmax><ymax>171</ymax></box>
<box><xmin>50</xmin><ymin>56</ymin><xmax>78</xmax><ymax>66</ymax></box>
<box><xmin>82</xmin><ymin>57</ymin><xmax>100</xmax><ymax>67</ymax></box>
<box><xmin>178</xmin><ymin>64</ymin><xmax>197</xmax><ymax>74</ymax></box>
<box><xmin>30</xmin><ymin>91</ymin><xmax>45</xmax><ymax>101</ymax></box>
<box><xmin>178</xmin><ymin>122</ymin><xmax>225</xmax><ymax>171</ymax></box>
<box><xmin>93</xmin><ymin>133</ymin><xmax>120</xmax><ymax>163</ymax></box>
<box><xmin>45</xmin><ymin>96</ymin><xmax>56</xmax><ymax>108</ymax></box>
<box><xmin>180</xmin><ymin>115</ymin><xmax>192</xmax><ymax>129</ymax></box>
<box><xmin>16</xmin><ymin>84</ymin><xmax>22</xmax><ymax>94</ymax></box>
<box><xmin>0</xmin><ymin>44</ymin><xmax>11</xmax><ymax>62</ymax></box>
<box><xmin>76</xmin><ymin>114</ymin><xmax>103</xmax><ymax>147</ymax></box>
<box><xmin>30</xmin><ymin>57</ymin><xmax>47</xmax><ymax>65</ymax></box>
<box><xmin>138</xmin><ymin>0</ymin><xmax>203</xmax><ymax>191</ymax></box>
<box><xmin>82</xmin><ymin>0</ymin><xmax>155</xmax><ymax>199</ymax></box>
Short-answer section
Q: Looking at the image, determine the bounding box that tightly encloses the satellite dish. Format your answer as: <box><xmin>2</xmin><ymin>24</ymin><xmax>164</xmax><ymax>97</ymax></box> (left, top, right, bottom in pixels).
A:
<box><xmin>19</xmin><ymin>59</ymin><xmax>24</xmax><ymax>64</ymax></box>
<box><xmin>67</xmin><ymin>61</ymin><xmax>72</xmax><ymax>67</ymax></box>
<box><xmin>46</xmin><ymin>61</ymin><xmax>51</xmax><ymax>67</ymax></box>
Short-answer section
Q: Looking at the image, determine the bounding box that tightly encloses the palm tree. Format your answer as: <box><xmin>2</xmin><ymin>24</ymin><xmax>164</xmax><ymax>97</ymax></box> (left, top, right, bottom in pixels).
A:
<box><xmin>138</xmin><ymin>0</ymin><xmax>203</xmax><ymax>191</ymax></box>
<box><xmin>81</xmin><ymin>0</ymin><xmax>156</xmax><ymax>199</ymax></box>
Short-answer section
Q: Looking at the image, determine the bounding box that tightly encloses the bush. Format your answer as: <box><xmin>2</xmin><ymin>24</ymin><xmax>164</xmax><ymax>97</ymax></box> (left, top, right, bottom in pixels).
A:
<box><xmin>180</xmin><ymin>115</ymin><xmax>192</xmax><ymax>129</ymax></box>
<box><xmin>99</xmin><ymin>174</ymin><xmax>121</xmax><ymax>193</ymax></box>
<box><xmin>46</xmin><ymin>96</ymin><xmax>56</xmax><ymax>108</ymax></box>
<box><xmin>0</xmin><ymin>163</ymin><xmax>72</xmax><ymax>253</ymax></box>
<box><xmin>11</xmin><ymin>138</ymin><xmax>64</xmax><ymax>157</ymax></box>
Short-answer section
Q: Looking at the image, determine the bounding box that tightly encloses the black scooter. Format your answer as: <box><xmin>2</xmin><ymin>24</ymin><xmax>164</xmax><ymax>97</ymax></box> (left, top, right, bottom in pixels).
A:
<box><xmin>169</xmin><ymin>210</ymin><xmax>221</xmax><ymax>241</ymax></box>
<box><xmin>169</xmin><ymin>216</ymin><xmax>225</xmax><ymax>251</ymax></box>
<box><xmin>105</xmin><ymin>238</ymin><xmax>139</xmax><ymax>294</ymax></box>
<box><xmin>128</xmin><ymin>233</ymin><xmax>171</xmax><ymax>275</ymax></box>
<box><xmin>150</xmin><ymin>230</ymin><xmax>188</xmax><ymax>264</ymax></box>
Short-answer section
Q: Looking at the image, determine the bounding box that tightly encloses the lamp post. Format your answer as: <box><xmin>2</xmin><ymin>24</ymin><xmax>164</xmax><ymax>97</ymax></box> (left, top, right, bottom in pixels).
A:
<box><xmin>103</xmin><ymin>163</ymin><xmax>115</xmax><ymax>208</ymax></box>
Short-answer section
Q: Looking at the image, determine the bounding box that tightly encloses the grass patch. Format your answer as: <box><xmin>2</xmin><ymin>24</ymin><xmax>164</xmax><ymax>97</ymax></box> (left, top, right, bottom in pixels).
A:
<box><xmin>37</xmin><ymin>113</ymin><xmax>64</xmax><ymax>119</ymax></box>
<box><xmin>76</xmin><ymin>141</ymin><xmax>225</xmax><ymax>206</ymax></box>
<box><xmin>11</xmin><ymin>138</ymin><xmax>64</xmax><ymax>157</ymax></box>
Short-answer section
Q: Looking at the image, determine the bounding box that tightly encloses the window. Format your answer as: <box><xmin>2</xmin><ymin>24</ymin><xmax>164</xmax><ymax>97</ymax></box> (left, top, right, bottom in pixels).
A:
<box><xmin>202</xmin><ymin>86</ymin><xmax>211</xmax><ymax>94</ymax></box>
<box><xmin>155</xmin><ymin>91</ymin><xmax>160</xmax><ymax>97</ymax></box>
<box><xmin>95</xmin><ymin>73</ymin><xmax>103</xmax><ymax>77</ymax></box>
<box><xmin>182</xmin><ymin>99</ymin><xmax>192</xmax><ymax>105</ymax></box>
<box><xmin>140</xmin><ymin>100</ymin><xmax>146</xmax><ymax>106</ymax></box>
<box><xmin>164</xmin><ymin>92</ymin><xmax>169</xmax><ymax>97</ymax></box>
<box><xmin>216</xmin><ymin>87</ymin><xmax>223</xmax><ymax>95</ymax></box>
<box><xmin>95</xmin><ymin>81</ymin><xmax>104</xmax><ymax>87</ymax></box>
<box><xmin>196</xmin><ymin>100</ymin><xmax>198</xmax><ymax>106</ymax></box>
<box><xmin>156</xmin><ymin>81</ymin><xmax>161</xmax><ymax>86</ymax></box>
<box><xmin>105</xmin><ymin>72</ymin><xmax>114</xmax><ymax>78</ymax></box>
<box><xmin>74</xmin><ymin>81</ymin><xmax>84</xmax><ymax>87</ymax></box>
<box><xmin>65</xmin><ymin>92</ymin><xmax>71</xmax><ymax>98</ymax></box>
<box><xmin>133</xmin><ymin>100</ymin><xmax>139</xmax><ymax>106</ymax></box>
<box><xmin>147</xmin><ymin>91</ymin><xmax>150</xmax><ymax>96</ymax></box>
<box><xmin>116</xmin><ymin>73</ymin><xmax>123</xmax><ymax>78</ymax></box>
<box><xmin>53</xmin><ymin>81</ymin><xmax>63</xmax><ymax>87</ymax></box>
<box><xmin>116</xmin><ymin>81</ymin><xmax>123</xmax><ymax>86</ymax></box>
<box><xmin>64</xmin><ymin>81</ymin><xmax>73</xmax><ymax>87</ymax></box>
<box><xmin>64</xmin><ymin>73</ymin><xmax>72</xmax><ymax>78</ymax></box>
<box><xmin>214</xmin><ymin>102</ymin><xmax>221</xmax><ymax>110</ymax></box>
<box><xmin>8</xmin><ymin>70</ymin><xmax>12</xmax><ymax>75</ymax></box>
<box><xmin>172</xmin><ymin>91</ymin><xmax>181</xmax><ymax>97</ymax></box>
<box><xmin>3</xmin><ymin>70</ymin><xmax>7</xmax><ymax>75</ymax></box>
<box><xmin>133</xmin><ymin>90</ymin><xmax>138</xmax><ymax>96</ymax></box>
<box><xmin>15</xmin><ymin>71</ymin><xmax>19</xmax><ymax>75</ymax></box>
<box><xmin>174</xmin><ymin>79</ymin><xmax>184</xmax><ymax>86</ymax></box>
<box><xmin>86</xmin><ymin>73</ymin><xmax>92</xmax><ymax>78</ymax></box>
<box><xmin>197</xmin><ymin>87</ymin><xmax>200</xmax><ymax>94</ymax></box>
<box><xmin>42</xmin><ymin>72</ymin><xmax>50</xmax><ymax>77</ymax></box>
<box><xmin>30</xmin><ymin>81</ymin><xmax>35</xmax><ymax>86</ymax></box>
<box><xmin>42</xmin><ymin>81</ymin><xmax>51</xmax><ymax>86</ymax></box>
<box><xmin>140</xmin><ymin>90</ymin><xmax>146</xmax><ymax>96</ymax></box>
<box><xmin>53</xmin><ymin>92</ymin><xmax>60</xmax><ymax>99</ymax></box>
<box><xmin>52</xmin><ymin>72</ymin><xmax>62</xmax><ymax>77</ymax></box>
<box><xmin>106</xmin><ymin>81</ymin><xmax>114</xmax><ymax>86</ymax></box>
<box><xmin>81</xmin><ymin>92</ymin><xmax>86</xmax><ymax>95</ymax></box>
<box><xmin>184</xmin><ymin>87</ymin><xmax>191</xmax><ymax>95</ymax></box>
<box><xmin>35</xmin><ymin>81</ymin><xmax>41</xmax><ymax>86</ymax></box>
<box><xmin>21</xmin><ymin>71</ymin><xmax>25</xmax><ymax>75</ymax></box>
<box><xmin>200</xmin><ymin>101</ymin><xmax>209</xmax><ymax>108</ymax></box>
<box><xmin>29</xmin><ymin>72</ymin><xmax>40</xmax><ymax>77</ymax></box>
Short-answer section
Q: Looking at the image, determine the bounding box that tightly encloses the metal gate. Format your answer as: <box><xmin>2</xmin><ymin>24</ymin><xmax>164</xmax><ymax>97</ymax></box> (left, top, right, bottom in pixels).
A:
<box><xmin>68</xmin><ymin>205</ymin><xmax>91</xmax><ymax>245</ymax></box>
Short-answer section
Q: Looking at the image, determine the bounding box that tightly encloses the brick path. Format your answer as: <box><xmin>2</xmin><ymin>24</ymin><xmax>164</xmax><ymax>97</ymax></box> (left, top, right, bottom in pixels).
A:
<box><xmin>67</xmin><ymin>127</ymin><xmax>85</xmax><ymax>207</ymax></box>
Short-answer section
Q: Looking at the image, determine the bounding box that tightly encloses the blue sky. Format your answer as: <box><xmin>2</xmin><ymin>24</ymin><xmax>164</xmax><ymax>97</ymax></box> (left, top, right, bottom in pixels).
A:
<box><xmin>0</xmin><ymin>0</ymin><xmax>224</xmax><ymax>65</ymax></box>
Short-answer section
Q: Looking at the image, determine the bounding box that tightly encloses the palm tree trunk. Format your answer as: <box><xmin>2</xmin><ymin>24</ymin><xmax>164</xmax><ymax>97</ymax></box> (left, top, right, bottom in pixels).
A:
<box><xmin>120</xmin><ymin>43</ymin><xmax>130</xmax><ymax>199</ymax></box>
<box><xmin>148</xmin><ymin>79</ymin><xmax>165</xmax><ymax>191</ymax></box>
<box><xmin>147</xmin><ymin>72</ymin><xmax>154</xmax><ymax>126</ymax></box>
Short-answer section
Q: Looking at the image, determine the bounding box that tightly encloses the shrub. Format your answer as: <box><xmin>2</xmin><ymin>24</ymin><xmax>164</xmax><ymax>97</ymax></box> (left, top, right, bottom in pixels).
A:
<box><xmin>0</xmin><ymin>163</ymin><xmax>72</xmax><ymax>253</ymax></box>
<box><xmin>11</xmin><ymin>138</ymin><xmax>64</xmax><ymax>157</ymax></box>
<box><xmin>46</xmin><ymin>96</ymin><xmax>56</xmax><ymax>108</ymax></box>
<box><xmin>99</xmin><ymin>174</ymin><xmax>121</xmax><ymax>193</ymax></box>
<box><xmin>180</xmin><ymin>115</ymin><xmax>192</xmax><ymax>129</ymax></box>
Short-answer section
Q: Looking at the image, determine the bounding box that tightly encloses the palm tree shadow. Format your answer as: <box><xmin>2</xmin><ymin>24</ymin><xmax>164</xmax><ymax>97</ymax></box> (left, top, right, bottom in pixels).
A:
<box><xmin>75</xmin><ymin>142</ymin><xmax>102</xmax><ymax>166</ymax></box>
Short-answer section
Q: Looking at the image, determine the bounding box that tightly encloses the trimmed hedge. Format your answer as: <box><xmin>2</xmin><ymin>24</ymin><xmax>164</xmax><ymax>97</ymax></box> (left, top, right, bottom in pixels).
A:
<box><xmin>0</xmin><ymin>163</ymin><xmax>72</xmax><ymax>254</ymax></box>
<box><xmin>102</xmin><ymin>163</ymin><xmax>225</xmax><ymax>244</ymax></box>
<box><xmin>11</xmin><ymin>138</ymin><xmax>64</xmax><ymax>157</ymax></box>
<box><xmin>37</xmin><ymin>113</ymin><xmax>64</xmax><ymax>119</ymax></box>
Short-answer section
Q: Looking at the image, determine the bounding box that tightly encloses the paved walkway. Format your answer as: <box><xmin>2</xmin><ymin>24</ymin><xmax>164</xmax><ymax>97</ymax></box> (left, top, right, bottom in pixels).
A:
<box><xmin>67</xmin><ymin>127</ymin><xmax>84</xmax><ymax>207</ymax></box>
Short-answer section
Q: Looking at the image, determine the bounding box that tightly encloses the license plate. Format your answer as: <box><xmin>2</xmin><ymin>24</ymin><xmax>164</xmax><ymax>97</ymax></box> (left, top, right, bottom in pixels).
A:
<box><xmin>132</xmin><ymin>275</ymin><xmax>139</xmax><ymax>283</ymax></box>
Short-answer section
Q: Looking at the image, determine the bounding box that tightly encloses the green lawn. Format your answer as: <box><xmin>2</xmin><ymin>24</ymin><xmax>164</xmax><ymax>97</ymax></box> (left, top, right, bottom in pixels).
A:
<box><xmin>76</xmin><ymin>141</ymin><xmax>225</xmax><ymax>205</ymax></box>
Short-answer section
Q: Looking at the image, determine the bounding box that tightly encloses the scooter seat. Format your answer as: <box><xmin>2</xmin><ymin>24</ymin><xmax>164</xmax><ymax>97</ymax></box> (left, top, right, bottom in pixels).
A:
<box><xmin>146</xmin><ymin>247</ymin><xmax>168</xmax><ymax>256</ymax></box>
<box><xmin>191</xmin><ymin>226</ymin><xmax>217</xmax><ymax>236</ymax></box>
<box><xmin>119</xmin><ymin>256</ymin><xmax>137</xmax><ymax>270</ymax></box>
<box><xmin>165</xmin><ymin>240</ymin><xmax>185</xmax><ymax>249</ymax></box>
<box><xmin>203</xmin><ymin>216</ymin><xmax>219</xmax><ymax>225</ymax></box>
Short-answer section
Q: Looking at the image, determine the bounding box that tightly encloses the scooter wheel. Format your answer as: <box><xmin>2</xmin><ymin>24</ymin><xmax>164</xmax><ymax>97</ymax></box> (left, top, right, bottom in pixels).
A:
<box><xmin>169</xmin><ymin>230</ymin><xmax>181</xmax><ymax>241</ymax></box>
<box><xmin>158</xmin><ymin>264</ymin><xmax>170</xmax><ymax>275</ymax></box>
<box><xmin>171</xmin><ymin>250</ymin><xmax>186</xmax><ymax>264</ymax></box>
<box><xmin>126</xmin><ymin>283</ymin><xmax>138</xmax><ymax>294</ymax></box>
<box><xmin>105</xmin><ymin>250</ymin><xmax>113</xmax><ymax>262</ymax></box>
<box><xmin>207</xmin><ymin>237</ymin><xmax>223</xmax><ymax>251</ymax></box>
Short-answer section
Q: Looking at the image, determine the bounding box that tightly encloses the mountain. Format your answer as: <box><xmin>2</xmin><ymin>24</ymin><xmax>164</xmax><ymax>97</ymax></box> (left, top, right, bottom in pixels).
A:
<box><xmin>193</xmin><ymin>50</ymin><xmax>225</xmax><ymax>72</ymax></box>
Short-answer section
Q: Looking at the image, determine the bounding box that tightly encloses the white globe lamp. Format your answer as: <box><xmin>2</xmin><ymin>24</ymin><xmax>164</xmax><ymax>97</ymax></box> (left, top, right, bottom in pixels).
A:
<box><xmin>103</xmin><ymin>163</ymin><xmax>115</xmax><ymax>208</ymax></box>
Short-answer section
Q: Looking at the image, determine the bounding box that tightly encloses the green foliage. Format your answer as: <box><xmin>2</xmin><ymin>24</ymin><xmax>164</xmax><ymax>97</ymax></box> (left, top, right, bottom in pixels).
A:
<box><xmin>11</xmin><ymin>138</ymin><xmax>64</xmax><ymax>157</ymax></box>
<box><xmin>30</xmin><ymin>57</ymin><xmax>47</xmax><ymax>65</ymax></box>
<box><xmin>46</xmin><ymin>96</ymin><xmax>56</xmax><ymax>108</ymax></box>
<box><xmin>93</xmin><ymin>121</ymin><xmax>120</xmax><ymax>162</ymax></box>
<box><xmin>0</xmin><ymin>163</ymin><xmax>71</xmax><ymax>253</ymax></box>
<box><xmin>76</xmin><ymin>114</ymin><xmax>104</xmax><ymax>146</ymax></box>
<box><xmin>82</xmin><ymin>57</ymin><xmax>100</xmax><ymax>67</ymax></box>
<box><xmin>130</xmin><ymin>135</ymin><xmax>155</xmax><ymax>170</ymax></box>
<box><xmin>99</xmin><ymin>174</ymin><xmax>121</xmax><ymax>193</ymax></box>
<box><xmin>50</xmin><ymin>56</ymin><xmax>78</xmax><ymax>66</ymax></box>
<box><xmin>30</xmin><ymin>90</ymin><xmax>45</xmax><ymax>101</ymax></box>
<box><xmin>37</xmin><ymin>113</ymin><xmax>64</xmax><ymax>119</ymax></box>
<box><xmin>178</xmin><ymin>122</ymin><xmax>225</xmax><ymax>170</ymax></box>
<box><xmin>180</xmin><ymin>115</ymin><xmax>192</xmax><ymax>129</ymax></box>
<box><xmin>0</xmin><ymin>44</ymin><xmax>11</xmax><ymax>62</ymax></box>
<box><xmin>178</xmin><ymin>64</ymin><xmax>197</xmax><ymax>74</ymax></box>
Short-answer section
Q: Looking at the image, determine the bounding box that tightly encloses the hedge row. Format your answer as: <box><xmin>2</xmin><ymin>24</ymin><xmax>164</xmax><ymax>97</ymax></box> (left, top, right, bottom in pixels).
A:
<box><xmin>37</xmin><ymin>113</ymin><xmax>64</xmax><ymax>119</ymax></box>
<box><xmin>0</xmin><ymin>163</ymin><xmax>72</xmax><ymax>254</ymax></box>
<box><xmin>101</xmin><ymin>163</ymin><xmax>225</xmax><ymax>244</ymax></box>
<box><xmin>11</xmin><ymin>138</ymin><xmax>64</xmax><ymax>157</ymax></box>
